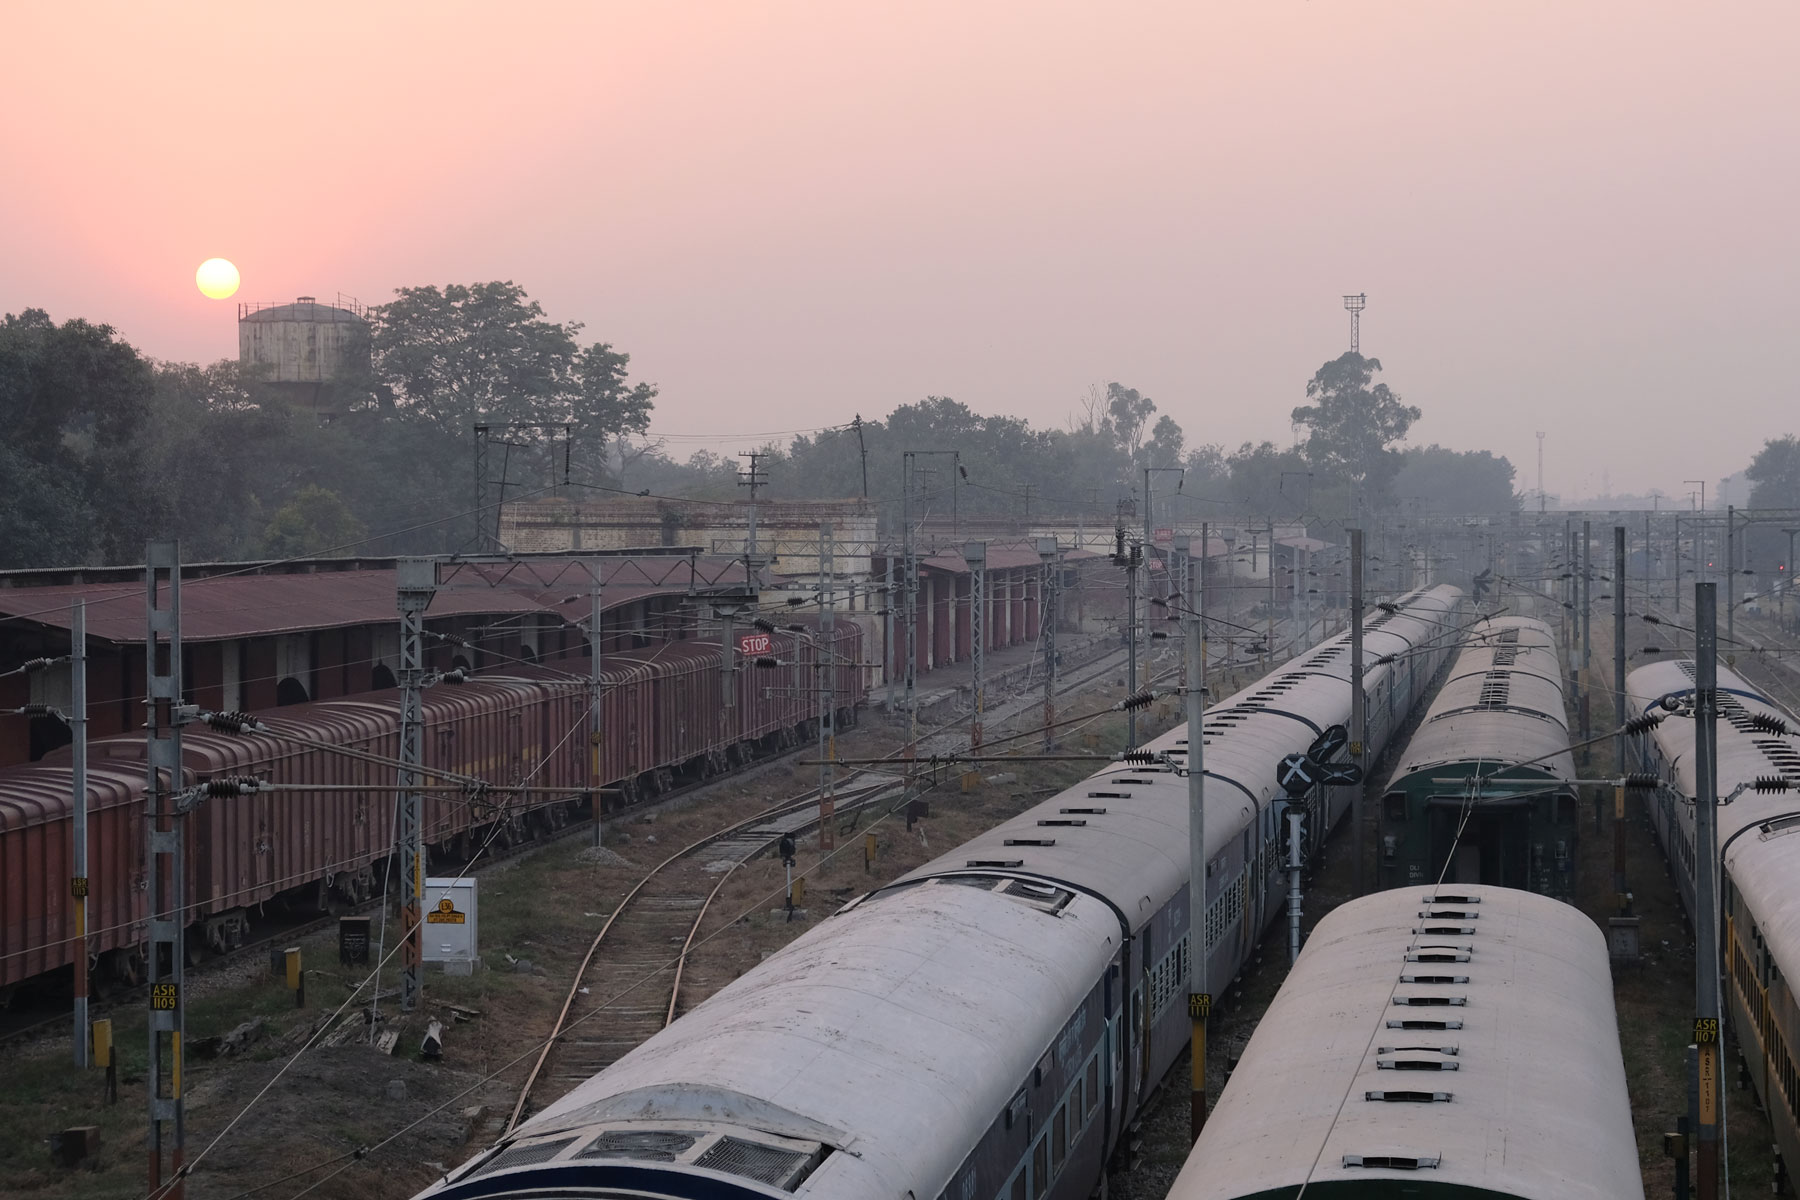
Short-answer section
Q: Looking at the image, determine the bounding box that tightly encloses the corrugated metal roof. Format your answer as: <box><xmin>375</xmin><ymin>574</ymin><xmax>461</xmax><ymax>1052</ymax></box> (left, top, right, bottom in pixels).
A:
<box><xmin>0</xmin><ymin>556</ymin><xmax>753</xmax><ymax>645</ymax></box>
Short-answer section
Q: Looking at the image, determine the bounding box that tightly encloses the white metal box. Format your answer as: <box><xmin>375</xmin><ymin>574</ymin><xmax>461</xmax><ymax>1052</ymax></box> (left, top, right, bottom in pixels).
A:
<box><xmin>421</xmin><ymin>877</ymin><xmax>478</xmax><ymax>963</ymax></box>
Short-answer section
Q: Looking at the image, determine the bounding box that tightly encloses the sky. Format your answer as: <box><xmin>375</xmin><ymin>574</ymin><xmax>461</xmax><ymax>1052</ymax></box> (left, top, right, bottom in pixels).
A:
<box><xmin>3</xmin><ymin>1</ymin><xmax>1796</xmax><ymax>504</ymax></box>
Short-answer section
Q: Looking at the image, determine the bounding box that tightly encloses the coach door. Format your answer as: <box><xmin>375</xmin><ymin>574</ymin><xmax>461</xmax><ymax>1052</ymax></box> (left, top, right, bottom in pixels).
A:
<box><xmin>1429</xmin><ymin>796</ymin><xmax>1530</xmax><ymax>888</ymax></box>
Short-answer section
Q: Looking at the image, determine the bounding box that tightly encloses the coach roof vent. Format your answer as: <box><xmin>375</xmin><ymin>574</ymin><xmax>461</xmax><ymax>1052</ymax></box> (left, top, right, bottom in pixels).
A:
<box><xmin>1343</xmin><ymin>1154</ymin><xmax>1441</xmax><ymax>1170</ymax></box>
<box><xmin>1364</xmin><ymin>1090</ymin><xmax>1453</xmax><ymax>1102</ymax></box>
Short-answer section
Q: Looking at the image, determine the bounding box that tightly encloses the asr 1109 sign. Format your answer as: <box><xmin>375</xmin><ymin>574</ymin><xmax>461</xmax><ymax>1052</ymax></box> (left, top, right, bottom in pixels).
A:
<box><xmin>738</xmin><ymin>632</ymin><xmax>773</xmax><ymax>656</ymax></box>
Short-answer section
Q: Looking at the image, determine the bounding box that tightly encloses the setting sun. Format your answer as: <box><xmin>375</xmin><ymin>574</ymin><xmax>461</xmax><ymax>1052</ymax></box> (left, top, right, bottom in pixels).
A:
<box><xmin>195</xmin><ymin>257</ymin><xmax>240</xmax><ymax>299</ymax></box>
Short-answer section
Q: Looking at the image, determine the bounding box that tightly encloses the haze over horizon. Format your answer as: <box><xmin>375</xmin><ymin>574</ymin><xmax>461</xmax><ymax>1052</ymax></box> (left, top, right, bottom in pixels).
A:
<box><xmin>4</xmin><ymin>1</ymin><xmax>1795</xmax><ymax>503</ymax></box>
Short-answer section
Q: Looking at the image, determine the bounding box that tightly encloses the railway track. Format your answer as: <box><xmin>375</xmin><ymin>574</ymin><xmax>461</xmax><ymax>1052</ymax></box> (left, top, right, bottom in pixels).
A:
<box><xmin>508</xmin><ymin>771</ymin><xmax>904</xmax><ymax>1126</ymax></box>
<box><xmin>505</xmin><ymin>621</ymin><xmax>1331</xmax><ymax>1128</ymax></box>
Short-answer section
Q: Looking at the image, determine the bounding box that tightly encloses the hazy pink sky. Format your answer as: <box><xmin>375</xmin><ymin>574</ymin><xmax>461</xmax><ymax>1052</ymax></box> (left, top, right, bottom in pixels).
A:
<box><xmin>4</xmin><ymin>2</ymin><xmax>1795</xmax><ymax>502</ymax></box>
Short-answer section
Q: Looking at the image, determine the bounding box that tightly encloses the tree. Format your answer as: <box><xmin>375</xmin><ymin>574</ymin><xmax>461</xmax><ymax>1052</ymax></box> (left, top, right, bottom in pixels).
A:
<box><xmin>1290</xmin><ymin>353</ymin><xmax>1421</xmax><ymax>503</ymax></box>
<box><xmin>0</xmin><ymin>308</ymin><xmax>155</xmax><ymax>566</ymax></box>
<box><xmin>260</xmin><ymin>485</ymin><xmax>367</xmax><ymax>558</ymax></box>
<box><xmin>1390</xmin><ymin>445</ymin><xmax>1519</xmax><ymax>514</ymax></box>
<box><xmin>1142</xmin><ymin>415</ymin><xmax>1185</xmax><ymax>469</ymax></box>
<box><xmin>1104</xmin><ymin>383</ymin><xmax>1158</xmax><ymax>465</ymax></box>
<box><xmin>368</xmin><ymin>282</ymin><xmax>657</xmax><ymax>451</ymax></box>
<box><xmin>1746</xmin><ymin>436</ymin><xmax>1800</xmax><ymax>509</ymax></box>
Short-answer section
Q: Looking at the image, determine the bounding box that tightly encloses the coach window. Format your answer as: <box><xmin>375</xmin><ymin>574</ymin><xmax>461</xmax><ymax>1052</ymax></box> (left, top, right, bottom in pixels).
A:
<box><xmin>1032</xmin><ymin>1138</ymin><xmax>1048</xmax><ymax>1199</ymax></box>
<box><xmin>1086</xmin><ymin>1057</ymin><xmax>1099</xmax><ymax>1119</ymax></box>
<box><xmin>1051</xmin><ymin>1106</ymin><xmax>1066</xmax><ymax>1172</ymax></box>
<box><xmin>1008</xmin><ymin>1170</ymin><xmax>1026</xmax><ymax>1200</ymax></box>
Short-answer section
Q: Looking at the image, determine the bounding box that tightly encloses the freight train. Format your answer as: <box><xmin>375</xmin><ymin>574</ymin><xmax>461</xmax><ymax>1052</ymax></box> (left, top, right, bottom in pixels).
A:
<box><xmin>0</xmin><ymin>625</ymin><xmax>864</xmax><ymax>1004</ymax></box>
<box><xmin>409</xmin><ymin>585</ymin><xmax>1463</xmax><ymax>1200</ymax></box>
<box><xmin>1165</xmin><ymin>885</ymin><xmax>1644</xmax><ymax>1200</ymax></box>
<box><xmin>1628</xmin><ymin>658</ymin><xmax>1800</xmax><ymax>1182</ymax></box>
<box><xmin>1377</xmin><ymin>615</ymin><xmax>1578</xmax><ymax>899</ymax></box>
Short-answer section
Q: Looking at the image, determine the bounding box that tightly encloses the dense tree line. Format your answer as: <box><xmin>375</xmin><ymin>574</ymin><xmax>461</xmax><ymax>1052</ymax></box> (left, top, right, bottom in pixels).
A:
<box><xmin>1</xmin><ymin>292</ymin><xmax>1520</xmax><ymax>571</ymax></box>
<box><xmin>616</xmin><ymin>354</ymin><xmax>1520</xmax><ymax>530</ymax></box>
<box><xmin>0</xmin><ymin>284</ymin><xmax>656</xmax><ymax>569</ymax></box>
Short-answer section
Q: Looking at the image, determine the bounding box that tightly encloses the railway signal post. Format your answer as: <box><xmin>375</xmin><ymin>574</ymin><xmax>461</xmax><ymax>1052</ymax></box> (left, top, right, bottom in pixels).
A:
<box><xmin>145</xmin><ymin>542</ymin><xmax>189</xmax><ymax>1199</ymax></box>
<box><xmin>1693</xmin><ymin>581</ymin><xmax>1722</xmax><ymax>1200</ymax></box>
<box><xmin>1183</xmin><ymin>543</ymin><xmax>1209</xmax><ymax>1141</ymax></box>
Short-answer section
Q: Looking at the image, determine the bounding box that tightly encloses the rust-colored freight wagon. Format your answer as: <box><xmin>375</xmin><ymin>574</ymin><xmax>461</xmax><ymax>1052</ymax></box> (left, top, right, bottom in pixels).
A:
<box><xmin>0</xmin><ymin>628</ymin><xmax>866</xmax><ymax>1001</ymax></box>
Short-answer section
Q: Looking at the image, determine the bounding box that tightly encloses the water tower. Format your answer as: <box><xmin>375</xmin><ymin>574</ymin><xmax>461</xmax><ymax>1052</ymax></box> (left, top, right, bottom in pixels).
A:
<box><xmin>237</xmin><ymin>294</ymin><xmax>370</xmax><ymax>416</ymax></box>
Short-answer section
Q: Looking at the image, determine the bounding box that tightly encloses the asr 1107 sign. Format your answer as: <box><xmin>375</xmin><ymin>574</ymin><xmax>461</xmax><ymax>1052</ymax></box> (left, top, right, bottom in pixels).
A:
<box><xmin>738</xmin><ymin>632</ymin><xmax>773</xmax><ymax>656</ymax></box>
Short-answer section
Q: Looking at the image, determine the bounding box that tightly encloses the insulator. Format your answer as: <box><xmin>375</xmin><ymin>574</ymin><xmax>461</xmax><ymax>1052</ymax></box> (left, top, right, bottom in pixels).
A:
<box><xmin>203</xmin><ymin>777</ymin><xmax>261</xmax><ymax>797</ymax></box>
<box><xmin>1641</xmin><ymin>614</ymin><xmax>1663</xmax><ymax>625</ymax></box>
<box><xmin>1753</xmin><ymin>776</ymin><xmax>1794</xmax><ymax>794</ymax></box>
<box><xmin>1622</xmin><ymin>713</ymin><xmax>1665</xmax><ymax>735</ymax></box>
<box><xmin>1119</xmin><ymin>690</ymin><xmax>1155</xmax><ymax>712</ymax></box>
<box><xmin>205</xmin><ymin>710</ymin><xmax>262</xmax><ymax>733</ymax></box>
<box><xmin>429</xmin><ymin>631</ymin><xmax>474</xmax><ymax>648</ymax></box>
<box><xmin>786</xmin><ymin>596</ymin><xmax>807</xmax><ymax>606</ymax></box>
<box><xmin>18</xmin><ymin>656</ymin><xmax>56</xmax><ymax>673</ymax></box>
<box><xmin>1621</xmin><ymin>773</ymin><xmax>1660</xmax><ymax>790</ymax></box>
<box><xmin>753</xmin><ymin>619</ymin><xmax>777</xmax><ymax>634</ymax></box>
<box><xmin>440</xmin><ymin>668</ymin><xmax>469</xmax><ymax>684</ymax></box>
<box><xmin>786</xmin><ymin>624</ymin><xmax>808</xmax><ymax>634</ymax></box>
<box><xmin>1749</xmin><ymin>713</ymin><xmax>1794</xmax><ymax>736</ymax></box>
<box><xmin>17</xmin><ymin>703</ymin><xmax>55</xmax><ymax>717</ymax></box>
<box><xmin>754</xmin><ymin>657</ymin><xmax>780</xmax><ymax>669</ymax></box>
<box><xmin>1116</xmin><ymin>750</ymin><xmax>1157</xmax><ymax>764</ymax></box>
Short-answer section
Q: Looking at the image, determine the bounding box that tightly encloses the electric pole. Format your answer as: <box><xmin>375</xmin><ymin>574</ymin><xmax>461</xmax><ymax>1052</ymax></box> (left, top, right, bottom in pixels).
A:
<box><xmin>588</xmin><ymin>564</ymin><xmax>604</xmax><ymax>847</ymax></box>
<box><xmin>818</xmin><ymin>522</ymin><xmax>836</xmax><ymax>850</ymax></box>
<box><xmin>1038</xmin><ymin>537</ymin><xmax>1059</xmax><ymax>751</ymax></box>
<box><xmin>963</xmin><ymin>541</ymin><xmax>986</xmax><ymax>750</ymax></box>
<box><xmin>395</xmin><ymin>559</ymin><xmax>437</xmax><ymax>1012</ymax></box>
<box><xmin>71</xmin><ymin>598</ymin><xmax>88</xmax><ymax>1070</ymax></box>
<box><xmin>1350</xmin><ymin>529</ymin><xmax>1367</xmax><ymax>897</ymax></box>
<box><xmin>738</xmin><ymin>451</ymin><xmax>767</xmax><ymax>577</ymax></box>
<box><xmin>1693</xmin><ymin>581</ymin><xmax>1721</xmax><ymax>1200</ymax></box>
<box><xmin>1536</xmin><ymin>431</ymin><xmax>1546</xmax><ymax>514</ymax></box>
<box><xmin>145</xmin><ymin>542</ymin><xmax>189</xmax><ymax>1199</ymax></box>
<box><xmin>1184</xmin><ymin>538</ymin><xmax>1209</xmax><ymax>1141</ymax></box>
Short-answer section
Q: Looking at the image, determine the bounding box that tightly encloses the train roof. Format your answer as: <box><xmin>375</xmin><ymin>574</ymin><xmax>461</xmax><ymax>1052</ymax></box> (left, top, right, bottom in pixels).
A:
<box><xmin>886</xmin><ymin>585</ymin><xmax>1466</xmax><ymax>933</ymax></box>
<box><xmin>1169</xmin><ymin>886</ymin><xmax>1642</xmax><ymax>1200</ymax></box>
<box><xmin>1627</xmin><ymin>658</ymin><xmax>1800</xmax><ymax>993</ymax></box>
<box><xmin>1384</xmin><ymin>616</ymin><xmax>1574</xmax><ymax>791</ymax></box>
<box><xmin>432</xmin><ymin>878</ymin><xmax>1120</xmax><ymax>1199</ymax></box>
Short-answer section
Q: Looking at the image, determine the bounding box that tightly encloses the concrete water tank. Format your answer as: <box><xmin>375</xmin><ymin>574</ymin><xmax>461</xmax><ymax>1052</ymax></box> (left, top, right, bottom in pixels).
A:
<box><xmin>237</xmin><ymin>295</ymin><xmax>370</xmax><ymax>411</ymax></box>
